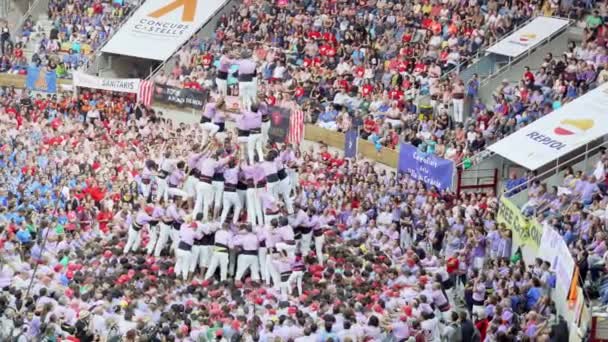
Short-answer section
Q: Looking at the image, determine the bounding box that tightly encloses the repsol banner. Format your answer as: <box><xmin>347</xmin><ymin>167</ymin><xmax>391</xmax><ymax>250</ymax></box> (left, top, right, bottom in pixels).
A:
<box><xmin>496</xmin><ymin>196</ymin><xmax>542</xmax><ymax>252</ymax></box>
<box><xmin>153</xmin><ymin>84</ymin><xmax>208</xmax><ymax>110</ymax></box>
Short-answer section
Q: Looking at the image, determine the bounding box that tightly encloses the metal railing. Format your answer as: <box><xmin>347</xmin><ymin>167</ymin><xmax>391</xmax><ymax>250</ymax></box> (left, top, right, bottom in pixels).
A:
<box><xmin>14</xmin><ymin>0</ymin><xmax>41</xmax><ymax>35</ymax></box>
<box><xmin>503</xmin><ymin>137</ymin><xmax>608</xmax><ymax>197</ymax></box>
<box><xmin>455</xmin><ymin>167</ymin><xmax>499</xmax><ymax>195</ymax></box>
<box><xmin>440</xmin><ymin>16</ymin><xmax>540</xmax><ymax>82</ymax></box>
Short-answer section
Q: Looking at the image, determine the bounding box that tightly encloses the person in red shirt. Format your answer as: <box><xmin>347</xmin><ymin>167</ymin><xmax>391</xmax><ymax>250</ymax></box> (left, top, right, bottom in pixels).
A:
<box><xmin>361</xmin><ymin>115</ymin><xmax>379</xmax><ymax>139</ymax></box>
<box><xmin>96</xmin><ymin>207</ymin><xmax>113</xmax><ymax>233</ymax></box>
<box><xmin>183</xmin><ymin>77</ymin><xmax>202</xmax><ymax>90</ymax></box>
<box><xmin>523</xmin><ymin>66</ymin><xmax>535</xmax><ymax>88</ymax></box>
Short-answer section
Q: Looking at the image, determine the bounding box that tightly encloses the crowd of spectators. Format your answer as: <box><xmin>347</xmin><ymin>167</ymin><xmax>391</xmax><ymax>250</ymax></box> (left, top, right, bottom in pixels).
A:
<box><xmin>149</xmin><ymin>0</ymin><xmax>606</xmax><ymax>164</ymax></box>
<box><xmin>0</xmin><ymin>0</ymin><xmax>138</xmax><ymax>78</ymax></box>
<box><xmin>0</xmin><ymin>85</ymin><xmax>574</xmax><ymax>341</ymax></box>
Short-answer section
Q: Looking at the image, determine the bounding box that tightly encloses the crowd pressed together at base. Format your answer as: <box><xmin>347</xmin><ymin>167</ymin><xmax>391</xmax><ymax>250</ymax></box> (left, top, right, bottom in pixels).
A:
<box><xmin>0</xmin><ymin>83</ymin><xmax>573</xmax><ymax>342</ymax></box>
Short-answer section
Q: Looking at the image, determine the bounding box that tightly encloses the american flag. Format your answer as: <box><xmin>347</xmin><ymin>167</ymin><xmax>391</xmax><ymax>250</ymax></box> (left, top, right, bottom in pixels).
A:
<box><xmin>138</xmin><ymin>80</ymin><xmax>154</xmax><ymax>107</ymax></box>
<box><xmin>281</xmin><ymin>100</ymin><xmax>304</xmax><ymax>145</ymax></box>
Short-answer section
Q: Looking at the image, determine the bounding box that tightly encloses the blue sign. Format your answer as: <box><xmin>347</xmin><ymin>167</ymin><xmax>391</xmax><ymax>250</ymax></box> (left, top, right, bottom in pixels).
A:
<box><xmin>344</xmin><ymin>129</ymin><xmax>358</xmax><ymax>158</ymax></box>
<box><xmin>26</xmin><ymin>66</ymin><xmax>57</xmax><ymax>93</ymax></box>
<box><xmin>398</xmin><ymin>143</ymin><xmax>454</xmax><ymax>189</ymax></box>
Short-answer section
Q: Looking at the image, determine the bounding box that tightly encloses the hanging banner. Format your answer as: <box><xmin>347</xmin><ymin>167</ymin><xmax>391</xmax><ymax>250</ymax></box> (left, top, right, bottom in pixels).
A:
<box><xmin>102</xmin><ymin>0</ymin><xmax>228</xmax><ymax>61</ymax></box>
<box><xmin>496</xmin><ymin>196</ymin><xmax>542</xmax><ymax>252</ymax></box>
<box><xmin>398</xmin><ymin>143</ymin><xmax>454</xmax><ymax>189</ymax></box>
<box><xmin>73</xmin><ymin>72</ymin><xmax>140</xmax><ymax>94</ymax></box>
<box><xmin>344</xmin><ymin>129</ymin><xmax>358</xmax><ymax>158</ymax></box>
<box><xmin>268</xmin><ymin>106</ymin><xmax>291</xmax><ymax>143</ymax></box>
<box><xmin>153</xmin><ymin>84</ymin><xmax>208</xmax><ymax>110</ymax></box>
<box><xmin>538</xmin><ymin>224</ymin><xmax>575</xmax><ymax>296</ymax></box>
<box><xmin>488</xmin><ymin>73</ymin><xmax>608</xmax><ymax>170</ymax></box>
<box><xmin>26</xmin><ymin>67</ymin><xmax>57</xmax><ymax>93</ymax></box>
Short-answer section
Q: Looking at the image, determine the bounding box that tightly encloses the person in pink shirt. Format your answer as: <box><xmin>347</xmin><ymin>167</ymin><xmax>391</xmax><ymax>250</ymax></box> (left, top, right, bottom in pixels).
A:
<box><xmin>233</xmin><ymin>223</ymin><xmax>261</xmax><ymax>282</ymax></box>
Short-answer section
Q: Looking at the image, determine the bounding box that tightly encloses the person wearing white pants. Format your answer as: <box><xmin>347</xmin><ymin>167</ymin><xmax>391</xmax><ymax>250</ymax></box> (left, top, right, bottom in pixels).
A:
<box><xmin>140</xmin><ymin>161</ymin><xmax>156</xmax><ymax>203</ymax></box>
<box><xmin>219</xmin><ymin>162</ymin><xmax>241</xmax><ymax>224</ymax></box>
<box><xmin>154</xmin><ymin>218</ymin><xmax>172</xmax><ymax>257</ymax></box>
<box><xmin>123</xmin><ymin>206</ymin><xmax>154</xmax><ymax>255</ymax></box>
<box><xmin>289</xmin><ymin>256</ymin><xmax>305</xmax><ymax>296</ymax></box>
<box><xmin>145</xmin><ymin>205</ymin><xmax>164</xmax><ymax>255</ymax></box>
<box><xmin>193</xmin><ymin>153</ymin><xmax>232</xmax><ymax>221</ymax></box>
<box><xmin>175</xmin><ymin>218</ymin><xmax>202</xmax><ymax>281</ymax></box>
<box><xmin>233</xmin><ymin>225</ymin><xmax>260</xmax><ymax>282</ymax></box>
<box><xmin>276</xmin><ymin>161</ymin><xmax>294</xmax><ymax>215</ymax></box>
<box><xmin>156</xmin><ymin>153</ymin><xmax>179</xmax><ymax>203</ymax></box>
<box><xmin>235</xmin><ymin>53</ymin><xmax>257</xmax><ymax>111</ymax></box>
<box><xmin>216</xmin><ymin>53</ymin><xmax>231</xmax><ymax>96</ymax></box>
<box><xmin>204</xmin><ymin>224</ymin><xmax>233</xmax><ymax>282</ymax></box>
<box><xmin>246</xmin><ymin>104</ymin><xmax>263</xmax><ymax>166</ymax></box>
<box><xmin>260</xmin><ymin>190</ymin><xmax>280</xmax><ymax>226</ymax></box>
<box><xmin>200</xmin><ymin>99</ymin><xmax>224</xmax><ymax>147</ymax></box>
<box><xmin>275</xmin><ymin>217</ymin><xmax>296</xmax><ymax>259</ymax></box>
<box><xmin>452</xmin><ymin>80</ymin><xmax>465</xmax><ymax>123</ymax></box>
<box><xmin>272</xmin><ymin>252</ymin><xmax>294</xmax><ymax>299</ymax></box>
<box><xmin>289</xmin><ymin>206</ymin><xmax>309</xmax><ymax>255</ymax></box>
<box><xmin>313</xmin><ymin>226</ymin><xmax>326</xmax><ymax>266</ymax></box>
<box><xmin>211</xmin><ymin>171</ymin><xmax>225</xmax><ymax>220</ymax></box>
<box><xmin>262</xmin><ymin>150</ymin><xmax>280</xmax><ymax>199</ymax></box>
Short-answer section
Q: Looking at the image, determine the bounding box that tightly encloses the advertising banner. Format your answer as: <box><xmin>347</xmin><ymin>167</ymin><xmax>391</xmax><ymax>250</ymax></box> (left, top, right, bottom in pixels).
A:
<box><xmin>26</xmin><ymin>67</ymin><xmax>57</xmax><ymax>93</ymax></box>
<box><xmin>488</xmin><ymin>82</ymin><xmax>608</xmax><ymax>170</ymax></box>
<box><xmin>344</xmin><ymin>129</ymin><xmax>358</xmax><ymax>158</ymax></box>
<box><xmin>153</xmin><ymin>84</ymin><xmax>208</xmax><ymax>110</ymax></box>
<box><xmin>73</xmin><ymin>72</ymin><xmax>140</xmax><ymax>93</ymax></box>
<box><xmin>398</xmin><ymin>143</ymin><xmax>454</xmax><ymax>189</ymax></box>
<box><xmin>496</xmin><ymin>196</ymin><xmax>543</xmax><ymax>252</ymax></box>
<box><xmin>486</xmin><ymin>17</ymin><xmax>570</xmax><ymax>58</ymax></box>
<box><xmin>102</xmin><ymin>0</ymin><xmax>228</xmax><ymax>61</ymax></box>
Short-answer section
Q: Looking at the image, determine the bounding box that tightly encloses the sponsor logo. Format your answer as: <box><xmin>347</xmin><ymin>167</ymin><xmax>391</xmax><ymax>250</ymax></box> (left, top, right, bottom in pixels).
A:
<box><xmin>148</xmin><ymin>0</ymin><xmax>197</xmax><ymax>22</ymax></box>
<box><xmin>518</xmin><ymin>33</ymin><xmax>536</xmax><ymax>42</ymax></box>
<box><xmin>553</xmin><ymin>119</ymin><xmax>594</xmax><ymax>135</ymax></box>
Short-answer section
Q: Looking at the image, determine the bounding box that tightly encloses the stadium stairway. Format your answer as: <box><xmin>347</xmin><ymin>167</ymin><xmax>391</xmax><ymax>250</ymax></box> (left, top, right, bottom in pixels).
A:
<box><xmin>477</xmin><ymin>28</ymin><xmax>575</xmax><ymax>104</ymax></box>
<box><xmin>22</xmin><ymin>13</ymin><xmax>53</xmax><ymax>62</ymax></box>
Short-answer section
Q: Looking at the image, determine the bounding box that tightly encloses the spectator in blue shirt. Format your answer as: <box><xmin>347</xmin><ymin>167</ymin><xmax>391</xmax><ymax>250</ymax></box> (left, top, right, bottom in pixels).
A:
<box><xmin>526</xmin><ymin>278</ymin><xmax>543</xmax><ymax>310</ymax></box>
<box><xmin>505</xmin><ymin>172</ymin><xmax>527</xmax><ymax>197</ymax></box>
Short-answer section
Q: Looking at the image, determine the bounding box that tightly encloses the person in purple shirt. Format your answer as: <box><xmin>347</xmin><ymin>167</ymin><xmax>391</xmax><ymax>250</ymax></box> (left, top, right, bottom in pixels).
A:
<box><xmin>245</xmin><ymin>104</ymin><xmax>263</xmax><ymax>165</ymax></box>
<box><xmin>236</xmin><ymin>50</ymin><xmax>258</xmax><ymax>110</ymax></box>
<box><xmin>145</xmin><ymin>204</ymin><xmax>164</xmax><ymax>255</ymax></box>
<box><xmin>220</xmin><ymin>159</ymin><xmax>242</xmax><ymax>224</ymax></box>
<box><xmin>194</xmin><ymin>150</ymin><xmax>232</xmax><ymax>222</ymax></box>
<box><xmin>274</xmin><ymin>149</ymin><xmax>294</xmax><ymax>215</ymax></box>
<box><xmin>242</xmin><ymin>159</ymin><xmax>265</xmax><ymax>226</ymax></box>
<box><xmin>184</xmin><ymin>149</ymin><xmax>203</xmax><ymax>199</ymax></box>
<box><xmin>154</xmin><ymin>202</ymin><xmax>174</xmax><ymax>257</ymax></box>
<box><xmin>262</xmin><ymin>150</ymin><xmax>280</xmax><ymax>198</ymax></box>
<box><xmin>123</xmin><ymin>204</ymin><xmax>154</xmax><ymax>255</ymax></box>
<box><xmin>175</xmin><ymin>216</ymin><xmax>205</xmax><ymax>281</ymax></box>
<box><xmin>216</xmin><ymin>50</ymin><xmax>232</xmax><ymax>96</ymax></box>
<box><xmin>204</xmin><ymin>223</ymin><xmax>234</xmax><ymax>282</ymax></box>
<box><xmin>166</xmin><ymin>161</ymin><xmax>190</xmax><ymax>202</ymax></box>
<box><xmin>275</xmin><ymin>216</ymin><xmax>296</xmax><ymax>259</ymax></box>
<box><xmin>233</xmin><ymin>223</ymin><xmax>261</xmax><ymax>282</ymax></box>
<box><xmin>200</xmin><ymin>97</ymin><xmax>226</xmax><ymax>146</ymax></box>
